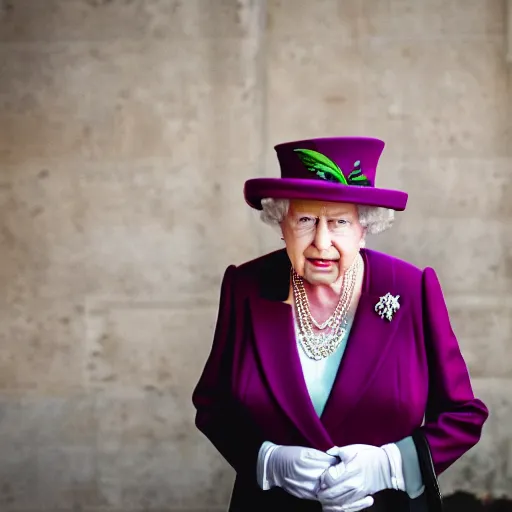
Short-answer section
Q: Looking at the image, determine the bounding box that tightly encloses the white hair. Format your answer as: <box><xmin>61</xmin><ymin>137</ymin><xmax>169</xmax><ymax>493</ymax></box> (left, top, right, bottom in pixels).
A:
<box><xmin>260</xmin><ymin>198</ymin><xmax>394</xmax><ymax>235</ymax></box>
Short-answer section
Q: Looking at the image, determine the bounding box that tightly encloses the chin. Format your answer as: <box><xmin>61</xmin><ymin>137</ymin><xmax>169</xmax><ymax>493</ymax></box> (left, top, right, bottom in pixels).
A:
<box><xmin>303</xmin><ymin>269</ymin><xmax>339</xmax><ymax>286</ymax></box>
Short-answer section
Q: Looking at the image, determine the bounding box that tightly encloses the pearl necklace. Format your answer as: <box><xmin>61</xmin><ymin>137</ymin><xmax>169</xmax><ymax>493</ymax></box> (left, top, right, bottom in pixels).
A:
<box><xmin>292</xmin><ymin>256</ymin><xmax>361</xmax><ymax>360</ymax></box>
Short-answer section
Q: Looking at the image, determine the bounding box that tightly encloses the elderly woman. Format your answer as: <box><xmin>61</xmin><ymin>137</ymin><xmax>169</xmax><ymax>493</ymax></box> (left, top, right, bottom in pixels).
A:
<box><xmin>192</xmin><ymin>137</ymin><xmax>488</xmax><ymax>512</ymax></box>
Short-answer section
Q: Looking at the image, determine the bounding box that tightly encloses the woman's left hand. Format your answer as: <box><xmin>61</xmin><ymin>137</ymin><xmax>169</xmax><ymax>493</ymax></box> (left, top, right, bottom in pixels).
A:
<box><xmin>316</xmin><ymin>444</ymin><xmax>405</xmax><ymax>511</ymax></box>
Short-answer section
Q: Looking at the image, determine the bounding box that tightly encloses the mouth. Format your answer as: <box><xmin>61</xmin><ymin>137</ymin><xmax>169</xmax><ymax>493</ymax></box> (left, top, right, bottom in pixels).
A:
<box><xmin>307</xmin><ymin>258</ymin><xmax>337</xmax><ymax>268</ymax></box>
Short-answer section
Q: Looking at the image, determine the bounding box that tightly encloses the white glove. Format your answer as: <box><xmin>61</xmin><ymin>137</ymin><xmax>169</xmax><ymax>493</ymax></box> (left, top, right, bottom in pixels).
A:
<box><xmin>262</xmin><ymin>443</ymin><xmax>338</xmax><ymax>500</ymax></box>
<box><xmin>317</xmin><ymin>444</ymin><xmax>405</xmax><ymax>511</ymax></box>
<box><xmin>321</xmin><ymin>495</ymin><xmax>375</xmax><ymax>512</ymax></box>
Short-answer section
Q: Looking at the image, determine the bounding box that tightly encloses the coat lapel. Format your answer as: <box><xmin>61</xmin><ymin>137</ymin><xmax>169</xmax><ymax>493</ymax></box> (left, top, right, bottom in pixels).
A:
<box><xmin>320</xmin><ymin>250</ymin><xmax>406</xmax><ymax>432</ymax></box>
<box><xmin>249</xmin><ymin>250</ymin><xmax>334</xmax><ymax>450</ymax></box>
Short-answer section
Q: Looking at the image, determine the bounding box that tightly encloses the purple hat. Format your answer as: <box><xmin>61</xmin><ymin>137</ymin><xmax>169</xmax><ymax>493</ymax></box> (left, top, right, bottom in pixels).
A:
<box><xmin>244</xmin><ymin>137</ymin><xmax>408</xmax><ymax>211</ymax></box>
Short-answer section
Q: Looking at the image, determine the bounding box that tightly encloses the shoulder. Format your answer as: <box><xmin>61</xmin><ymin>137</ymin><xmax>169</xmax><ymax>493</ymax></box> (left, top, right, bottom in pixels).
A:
<box><xmin>365</xmin><ymin>249</ymin><xmax>446</xmax><ymax>304</ymax></box>
<box><xmin>365</xmin><ymin>248</ymin><xmax>423</xmax><ymax>278</ymax></box>
<box><xmin>364</xmin><ymin>248</ymin><xmax>426</xmax><ymax>297</ymax></box>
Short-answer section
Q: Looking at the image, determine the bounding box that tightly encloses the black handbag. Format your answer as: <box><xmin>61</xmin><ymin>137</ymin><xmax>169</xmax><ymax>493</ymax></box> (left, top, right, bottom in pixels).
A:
<box><xmin>412</xmin><ymin>430</ymin><xmax>444</xmax><ymax>512</ymax></box>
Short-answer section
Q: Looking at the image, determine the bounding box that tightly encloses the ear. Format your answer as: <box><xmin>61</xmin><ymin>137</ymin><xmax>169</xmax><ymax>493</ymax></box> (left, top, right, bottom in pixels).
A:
<box><xmin>359</xmin><ymin>228</ymin><xmax>367</xmax><ymax>248</ymax></box>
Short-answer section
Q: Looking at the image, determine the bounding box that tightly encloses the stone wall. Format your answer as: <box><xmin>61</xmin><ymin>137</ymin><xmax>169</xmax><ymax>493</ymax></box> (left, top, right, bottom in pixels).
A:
<box><xmin>0</xmin><ymin>1</ymin><xmax>510</xmax><ymax>510</ymax></box>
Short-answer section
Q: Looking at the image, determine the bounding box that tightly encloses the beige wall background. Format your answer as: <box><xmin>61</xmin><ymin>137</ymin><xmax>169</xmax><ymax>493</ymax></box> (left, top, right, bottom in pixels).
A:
<box><xmin>0</xmin><ymin>0</ymin><xmax>511</xmax><ymax>510</ymax></box>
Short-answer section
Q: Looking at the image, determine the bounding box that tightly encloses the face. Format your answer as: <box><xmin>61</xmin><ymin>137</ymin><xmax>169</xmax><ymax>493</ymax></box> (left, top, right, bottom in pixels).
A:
<box><xmin>281</xmin><ymin>199</ymin><xmax>366</xmax><ymax>286</ymax></box>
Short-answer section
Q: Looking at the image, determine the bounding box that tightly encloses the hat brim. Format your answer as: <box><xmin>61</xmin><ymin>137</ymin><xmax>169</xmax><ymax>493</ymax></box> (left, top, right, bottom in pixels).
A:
<box><xmin>244</xmin><ymin>178</ymin><xmax>408</xmax><ymax>211</ymax></box>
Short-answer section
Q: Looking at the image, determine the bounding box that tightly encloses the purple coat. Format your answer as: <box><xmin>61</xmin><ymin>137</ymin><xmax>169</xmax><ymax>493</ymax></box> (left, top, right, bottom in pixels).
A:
<box><xmin>192</xmin><ymin>249</ymin><xmax>489</xmax><ymax>511</ymax></box>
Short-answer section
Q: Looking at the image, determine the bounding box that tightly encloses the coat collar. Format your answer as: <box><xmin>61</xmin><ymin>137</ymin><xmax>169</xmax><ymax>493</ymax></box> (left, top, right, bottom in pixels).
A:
<box><xmin>250</xmin><ymin>249</ymin><xmax>406</xmax><ymax>448</ymax></box>
<box><xmin>258</xmin><ymin>248</ymin><xmax>293</xmax><ymax>302</ymax></box>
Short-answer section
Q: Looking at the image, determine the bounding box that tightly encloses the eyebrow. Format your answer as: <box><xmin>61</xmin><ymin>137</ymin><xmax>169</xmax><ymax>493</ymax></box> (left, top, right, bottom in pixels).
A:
<box><xmin>293</xmin><ymin>210</ymin><xmax>353</xmax><ymax>216</ymax></box>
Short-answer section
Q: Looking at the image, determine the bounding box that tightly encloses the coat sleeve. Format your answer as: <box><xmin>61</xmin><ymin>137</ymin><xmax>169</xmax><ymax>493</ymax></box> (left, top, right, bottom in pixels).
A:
<box><xmin>192</xmin><ymin>265</ymin><xmax>266</xmax><ymax>479</ymax></box>
<box><xmin>419</xmin><ymin>266</ymin><xmax>489</xmax><ymax>476</ymax></box>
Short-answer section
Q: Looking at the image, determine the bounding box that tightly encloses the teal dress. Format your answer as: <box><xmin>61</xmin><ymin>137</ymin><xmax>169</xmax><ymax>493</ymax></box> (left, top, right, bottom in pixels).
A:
<box><xmin>296</xmin><ymin>316</ymin><xmax>424</xmax><ymax>499</ymax></box>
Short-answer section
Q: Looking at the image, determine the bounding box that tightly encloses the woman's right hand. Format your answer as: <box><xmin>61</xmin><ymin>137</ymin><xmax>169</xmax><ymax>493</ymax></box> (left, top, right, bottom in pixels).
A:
<box><xmin>265</xmin><ymin>445</ymin><xmax>338</xmax><ymax>500</ymax></box>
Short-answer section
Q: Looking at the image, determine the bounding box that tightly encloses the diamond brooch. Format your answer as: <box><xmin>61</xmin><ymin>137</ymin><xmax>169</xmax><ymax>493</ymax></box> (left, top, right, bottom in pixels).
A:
<box><xmin>375</xmin><ymin>293</ymin><xmax>400</xmax><ymax>321</ymax></box>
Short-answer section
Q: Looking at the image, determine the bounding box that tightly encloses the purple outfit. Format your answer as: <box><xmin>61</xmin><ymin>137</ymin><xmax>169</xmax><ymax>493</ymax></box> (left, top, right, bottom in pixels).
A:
<box><xmin>192</xmin><ymin>248</ymin><xmax>488</xmax><ymax>511</ymax></box>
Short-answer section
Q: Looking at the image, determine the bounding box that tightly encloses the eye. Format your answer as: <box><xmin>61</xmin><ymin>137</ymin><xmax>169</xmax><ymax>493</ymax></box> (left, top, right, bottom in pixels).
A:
<box><xmin>298</xmin><ymin>216</ymin><xmax>315</xmax><ymax>224</ymax></box>
<box><xmin>336</xmin><ymin>219</ymin><xmax>348</xmax><ymax>225</ymax></box>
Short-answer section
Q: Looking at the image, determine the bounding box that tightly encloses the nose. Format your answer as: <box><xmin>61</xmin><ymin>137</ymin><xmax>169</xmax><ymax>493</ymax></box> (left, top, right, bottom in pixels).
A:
<box><xmin>313</xmin><ymin>219</ymin><xmax>332</xmax><ymax>251</ymax></box>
